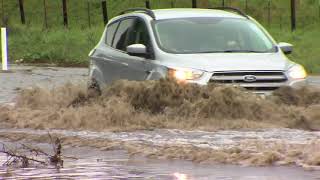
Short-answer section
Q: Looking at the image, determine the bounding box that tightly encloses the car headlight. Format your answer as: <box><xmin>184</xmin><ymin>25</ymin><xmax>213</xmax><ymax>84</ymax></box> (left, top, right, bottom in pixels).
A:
<box><xmin>168</xmin><ymin>68</ymin><xmax>204</xmax><ymax>81</ymax></box>
<box><xmin>287</xmin><ymin>64</ymin><xmax>307</xmax><ymax>79</ymax></box>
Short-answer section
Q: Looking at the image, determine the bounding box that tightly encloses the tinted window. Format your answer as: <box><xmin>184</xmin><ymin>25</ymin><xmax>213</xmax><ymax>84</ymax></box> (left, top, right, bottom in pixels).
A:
<box><xmin>130</xmin><ymin>19</ymin><xmax>151</xmax><ymax>48</ymax></box>
<box><xmin>105</xmin><ymin>22</ymin><xmax>119</xmax><ymax>46</ymax></box>
<box><xmin>112</xmin><ymin>18</ymin><xmax>135</xmax><ymax>51</ymax></box>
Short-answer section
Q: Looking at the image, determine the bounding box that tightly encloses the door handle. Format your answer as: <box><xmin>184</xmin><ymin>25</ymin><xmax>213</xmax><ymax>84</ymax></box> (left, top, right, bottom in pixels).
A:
<box><xmin>101</xmin><ymin>57</ymin><xmax>115</xmax><ymax>62</ymax></box>
<box><xmin>121</xmin><ymin>62</ymin><xmax>129</xmax><ymax>66</ymax></box>
<box><xmin>101</xmin><ymin>57</ymin><xmax>128</xmax><ymax>67</ymax></box>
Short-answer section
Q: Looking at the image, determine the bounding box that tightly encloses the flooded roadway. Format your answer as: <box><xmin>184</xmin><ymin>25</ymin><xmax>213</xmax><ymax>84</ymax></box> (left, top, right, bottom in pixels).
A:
<box><xmin>0</xmin><ymin>65</ymin><xmax>87</xmax><ymax>104</ymax></box>
<box><xmin>1</xmin><ymin>65</ymin><xmax>320</xmax><ymax>179</ymax></box>
<box><xmin>1</xmin><ymin>65</ymin><xmax>319</xmax><ymax>105</ymax></box>
<box><xmin>1</xmin><ymin>143</ymin><xmax>320</xmax><ymax>179</ymax></box>
<box><xmin>1</xmin><ymin>139</ymin><xmax>319</xmax><ymax>179</ymax></box>
<box><xmin>1</xmin><ymin>134</ymin><xmax>320</xmax><ymax>180</ymax></box>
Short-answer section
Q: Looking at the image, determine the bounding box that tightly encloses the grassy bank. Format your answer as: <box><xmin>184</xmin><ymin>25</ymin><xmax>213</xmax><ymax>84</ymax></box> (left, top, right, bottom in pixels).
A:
<box><xmin>7</xmin><ymin>25</ymin><xmax>103</xmax><ymax>66</ymax></box>
<box><xmin>270</xmin><ymin>24</ymin><xmax>320</xmax><ymax>74</ymax></box>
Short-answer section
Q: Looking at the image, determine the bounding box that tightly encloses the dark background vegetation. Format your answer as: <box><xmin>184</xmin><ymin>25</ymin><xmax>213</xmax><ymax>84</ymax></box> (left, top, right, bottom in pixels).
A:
<box><xmin>0</xmin><ymin>0</ymin><xmax>319</xmax><ymax>73</ymax></box>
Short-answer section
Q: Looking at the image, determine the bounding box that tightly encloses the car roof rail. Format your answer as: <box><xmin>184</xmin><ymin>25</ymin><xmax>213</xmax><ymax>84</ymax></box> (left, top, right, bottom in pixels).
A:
<box><xmin>119</xmin><ymin>8</ymin><xmax>156</xmax><ymax>20</ymax></box>
<box><xmin>209</xmin><ymin>7</ymin><xmax>249</xmax><ymax>19</ymax></box>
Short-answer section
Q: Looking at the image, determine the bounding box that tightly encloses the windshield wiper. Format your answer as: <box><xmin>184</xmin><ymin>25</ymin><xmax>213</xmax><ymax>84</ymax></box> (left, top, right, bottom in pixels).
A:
<box><xmin>196</xmin><ymin>50</ymin><xmax>269</xmax><ymax>53</ymax></box>
<box><xmin>222</xmin><ymin>50</ymin><xmax>268</xmax><ymax>53</ymax></box>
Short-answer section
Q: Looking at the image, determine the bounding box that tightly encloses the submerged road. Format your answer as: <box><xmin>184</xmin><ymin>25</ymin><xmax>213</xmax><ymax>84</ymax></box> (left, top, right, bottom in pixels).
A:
<box><xmin>1</xmin><ymin>65</ymin><xmax>320</xmax><ymax>179</ymax></box>
<box><xmin>0</xmin><ymin>65</ymin><xmax>88</xmax><ymax>104</ymax></box>
<box><xmin>1</xmin><ymin>136</ymin><xmax>320</xmax><ymax>179</ymax></box>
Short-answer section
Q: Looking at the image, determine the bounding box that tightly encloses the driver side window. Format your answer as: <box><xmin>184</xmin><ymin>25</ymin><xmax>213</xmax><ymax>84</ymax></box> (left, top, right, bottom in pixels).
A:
<box><xmin>112</xmin><ymin>17</ymin><xmax>152</xmax><ymax>55</ymax></box>
<box><xmin>129</xmin><ymin>19</ymin><xmax>151</xmax><ymax>48</ymax></box>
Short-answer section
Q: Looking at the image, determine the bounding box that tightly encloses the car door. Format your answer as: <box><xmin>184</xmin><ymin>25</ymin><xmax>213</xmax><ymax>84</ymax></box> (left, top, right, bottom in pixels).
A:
<box><xmin>94</xmin><ymin>18</ymin><xmax>137</xmax><ymax>84</ymax></box>
<box><xmin>91</xmin><ymin>20</ymin><xmax>121</xmax><ymax>84</ymax></box>
<box><xmin>118</xmin><ymin>17</ymin><xmax>153</xmax><ymax>81</ymax></box>
<box><xmin>110</xmin><ymin>17</ymin><xmax>153</xmax><ymax>81</ymax></box>
<box><xmin>94</xmin><ymin>17</ymin><xmax>153</xmax><ymax>84</ymax></box>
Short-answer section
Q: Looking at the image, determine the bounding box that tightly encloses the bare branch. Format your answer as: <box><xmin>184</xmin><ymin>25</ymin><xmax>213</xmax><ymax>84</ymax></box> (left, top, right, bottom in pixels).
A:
<box><xmin>48</xmin><ymin>131</ymin><xmax>57</xmax><ymax>154</ymax></box>
<box><xmin>0</xmin><ymin>149</ymin><xmax>47</xmax><ymax>165</ymax></box>
<box><xmin>0</xmin><ymin>133</ymin><xmax>77</xmax><ymax>167</ymax></box>
<box><xmin>21</xmin><ymin>143</ymin><xmax>50</xmax><ymax>157</ymax></box>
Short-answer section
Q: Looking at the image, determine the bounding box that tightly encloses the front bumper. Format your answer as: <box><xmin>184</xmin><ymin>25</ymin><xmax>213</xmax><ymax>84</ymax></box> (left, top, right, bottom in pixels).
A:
<box><xmin>185</xmin><ymin>71</ymin><xmax>308</xmax><ymax>94</ymax></box>
<box><xmin>287</xmin><ymin>78</ymin><xmax>308</xmax><ymax>88</ymax></box>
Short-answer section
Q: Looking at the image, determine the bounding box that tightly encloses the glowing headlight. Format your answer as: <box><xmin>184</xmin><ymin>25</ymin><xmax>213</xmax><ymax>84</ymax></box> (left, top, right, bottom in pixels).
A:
<box><xmin>168</xmin><ymin>68</ymin><xmax>204</xmax><ymax>81</ymax></box>
<box><xmin>287</xmin><ymin>64</ymin><xmax>307</xmax><ymax>79</ymax></box>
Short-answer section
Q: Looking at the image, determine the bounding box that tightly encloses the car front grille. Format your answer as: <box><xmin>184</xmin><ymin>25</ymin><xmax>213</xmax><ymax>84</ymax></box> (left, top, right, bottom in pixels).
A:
<box><xmin>210</xmin><ymin>71</ymin><xmax>288</xmax><ymax>92</ymax></box>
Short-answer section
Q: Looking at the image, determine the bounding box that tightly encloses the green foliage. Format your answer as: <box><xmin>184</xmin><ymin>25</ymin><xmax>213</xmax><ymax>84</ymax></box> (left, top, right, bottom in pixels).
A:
<box><xmin>270</xmin><ymin>24</ymin><xmax>320</xmax><ymax>74</ymax></box>
<box><xmin>7</xmin><ymin>25</ymin><xmax>102</xmax><ymax>66</ymax></box>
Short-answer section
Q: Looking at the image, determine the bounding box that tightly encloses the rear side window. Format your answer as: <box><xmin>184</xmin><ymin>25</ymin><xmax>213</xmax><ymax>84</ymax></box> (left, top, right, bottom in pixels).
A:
<box><xmin>105</xmin><ymin>21</ymin><xmax>119</xmax><ymax>46</ymax></box>
<box><xmin>112</xmin><ymin>18</ymin><xmax>135</xmax><ymax>51</ymax></box>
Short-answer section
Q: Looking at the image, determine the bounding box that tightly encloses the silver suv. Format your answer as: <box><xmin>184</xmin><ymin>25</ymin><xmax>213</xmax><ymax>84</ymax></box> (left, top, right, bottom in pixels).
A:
<box><xmin>89</xmin><ymin>8</ymin><xmax>307</xmax><ymax>93</ymax></box>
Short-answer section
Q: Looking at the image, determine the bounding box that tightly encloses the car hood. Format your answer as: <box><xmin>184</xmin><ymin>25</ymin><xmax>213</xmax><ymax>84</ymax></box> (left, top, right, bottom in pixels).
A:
<box><xmin>160</xmin><ymin>53</ymin><xmax>292</xmax><ymax>72</ymax></box>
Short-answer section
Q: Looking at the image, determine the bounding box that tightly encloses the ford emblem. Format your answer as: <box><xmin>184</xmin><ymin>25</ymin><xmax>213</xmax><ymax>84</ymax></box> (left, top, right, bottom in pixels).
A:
<box><xmin>243</xmin><ymin>75</ymin><xmax>257</xmax><ymax>82</ymax></box>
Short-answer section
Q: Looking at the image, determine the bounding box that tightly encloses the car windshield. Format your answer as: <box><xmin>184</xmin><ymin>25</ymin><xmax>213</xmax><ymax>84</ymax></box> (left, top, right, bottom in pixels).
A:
<box><xmin>153</xmin><ymin>17</ymin><xmax>277</xmax><ymax>54</ymax></box>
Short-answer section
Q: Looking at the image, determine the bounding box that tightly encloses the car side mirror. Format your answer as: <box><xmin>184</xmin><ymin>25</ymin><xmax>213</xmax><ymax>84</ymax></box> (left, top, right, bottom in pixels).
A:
<box><xmin>278</xmin><ymin>42</ymin><xmax>293</xmax><ymax>55</ymax></box>
<box><xmin>127</xmin><ymin>44</ymin><xmax>147</xmax><ymax>57</ymax></box>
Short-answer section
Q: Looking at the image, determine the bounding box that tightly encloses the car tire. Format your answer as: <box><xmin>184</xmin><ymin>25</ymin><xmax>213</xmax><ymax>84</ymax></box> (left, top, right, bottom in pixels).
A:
<box><xmin>88</xmin><ymin>78</ymin><xmax>101</xmax><ymax>97</ymax></box>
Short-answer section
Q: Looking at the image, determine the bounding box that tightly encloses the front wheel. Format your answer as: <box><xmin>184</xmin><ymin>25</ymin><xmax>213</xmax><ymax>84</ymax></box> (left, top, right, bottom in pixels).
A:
<box><xmin>87</xmin><ymin>78</ymin><xmax>101</xmax><ymax>97</ymax></box>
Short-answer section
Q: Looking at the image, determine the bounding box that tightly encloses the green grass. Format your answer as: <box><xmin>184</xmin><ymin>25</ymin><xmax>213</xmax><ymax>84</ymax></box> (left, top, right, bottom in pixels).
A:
<box><xmin>7</xmin><ymin>25</ymin><xmax>103</xmax><ymax>66</ymax></box>
<box><xmin>1</xmin><ymin>0</ymin><xmax>320</xmax><ymax>72</ymax></box>
<box><xmin>270</xmin><ymin>24</ymin><xmax>320</xmax><ymax>74</ymax></box>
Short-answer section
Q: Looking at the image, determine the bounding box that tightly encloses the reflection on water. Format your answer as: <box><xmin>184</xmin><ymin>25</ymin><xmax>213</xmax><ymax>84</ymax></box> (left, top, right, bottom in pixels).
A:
<box><xmin>0</xmin><ymin>146</ymin><xmax>173</xmax><ymax>179</ymax></box>
<box><xmin>0</xmin><ymin>143</ymin><xmax>320</xmax><ymax>180</ymax></box>
<box><xmin>174</xmin><ymin>173</ymin><xmax>188</xmax><ymax>180</ymax></box>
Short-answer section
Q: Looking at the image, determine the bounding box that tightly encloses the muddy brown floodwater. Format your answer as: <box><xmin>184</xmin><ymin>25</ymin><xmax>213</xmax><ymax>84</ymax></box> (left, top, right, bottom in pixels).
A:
<box><xmin>1</xmin><ymin>138</ymin><xmax>320</xmax><ymax>180</ymax></box>
<box><xmin>1</xmin><ymin>65</ymin><xmax>320</xmax><ymax>179</ymax></box>
<box><xmin>0</xmin><ymin>65</ymin><xmax>88</xmax><ymax>104</ymax></box>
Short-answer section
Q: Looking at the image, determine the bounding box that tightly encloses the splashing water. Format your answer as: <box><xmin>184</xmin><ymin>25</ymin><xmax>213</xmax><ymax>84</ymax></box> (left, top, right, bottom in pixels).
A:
<box><xmin>1</xmin><ymin>79</ymin><xmax>320</xmax><ymax>132</ymax></box>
